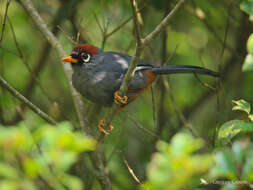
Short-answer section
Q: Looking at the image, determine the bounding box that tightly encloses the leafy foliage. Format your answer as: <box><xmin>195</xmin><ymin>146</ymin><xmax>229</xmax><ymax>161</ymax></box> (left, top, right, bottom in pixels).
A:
<box><xmin>210</xmin><ymin>139</ymin><xmax>253</xmax><ymax>189</ymax></box>
<box><xmin>0</xmin><ymin>122</ymin><xmax>96</xmax><ymax>190</ymax></box>
<box><xmin>142</xmin><ymin>133</ymin><xmax>213</xmax><ymax>190</ymax></box>
<box><xmin>240</xmin><ymin>0</ymin><xmax>253</xmax><ymax>19</ymax></box>
<box><xmin>218</xmin><ymin>100</ymin><xmax>253</xmax><ymax>145</ymax></box>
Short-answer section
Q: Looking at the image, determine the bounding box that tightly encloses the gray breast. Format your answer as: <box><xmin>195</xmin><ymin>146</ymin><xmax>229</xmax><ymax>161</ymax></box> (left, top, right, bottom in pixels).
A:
<box><xmin>72</xmin><ymin>64</ymin><xmax>122</xmax><ymax>106</ymax></box>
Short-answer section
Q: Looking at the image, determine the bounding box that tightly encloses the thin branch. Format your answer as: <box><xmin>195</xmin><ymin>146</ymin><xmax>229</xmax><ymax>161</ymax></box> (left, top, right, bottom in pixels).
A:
<box><xmin>0</xmin><ymin>45</ymin><xmax>21</xmax><ymax>57</ymax></box>
<box><xmin>131</xmin><ymin>0</ymin><xmax>142</xmax><ymax>44</ymax></box>
<box><xmin>163</xmin><ymin>79</ymin><xmax>197</xmax><ymax>137</ymax></box>
<box><xmin>0</xmin><ymin>0</ymin><xmax>11</xmax><ymax>44</ymax></box>
<box><xmin>121</xmin><ymin>152</ymin><xmax>141</xmax><ymax>184</ymax></box>
<box><xmin>105</xmin><ymin>16</ymin><xmax>132</xmax><ymax>38</ymax></box>
<box><xmin>19</xmin><ymin>1</ymin><xmax>113</xmax><ymax>189</ymax></box>
<box><xmin>142</xmin><ymin>0</ymin><xmax>186</xmax><ymax>46</ymax></box>
<box><xmin>98</xmin><ymin>5</ymin><xmax>146</xmax><ymax>50</ymax></box>
<box><xmin>151</xmin><ymin>86</ymin><xmax>158</xmax><ymax>129</ymax></box>
<box><xmin>127</xmin><ymin>113</ymin><xmax>159</xmax><ymax>138</ymax></box>
<box><xmin>0</xmin><ymin>75</ymin><xmax>57</xmax><ymax>125</ymax></box>
<box><xmin>98</xmin><ymin>0</ymin><xmax>145</xmax><ymax>142</ymax></box>
<box><xmin>93</xmin><ymin>12</ymin><xmax>104</xmax><ymax>34</ymax></box>
<box><xmin>19</xmin><ymin>0</ymin><xmax>87</xmax><ymax>130</ymax></box>
<box><xmin>98</xmin><ymin>0</ymin><xmax>187</xmax><ymax>142</ymax></box>
<box><xmin>194</xmin><ymin>73</ymin><xmax>216</xmax><ymax>91</ymax></box>
<box><xmin>186</xmin><ymin>3</ymin><xmax>240</xmax><ymax>58</ymax></box>
<box><xmin>8</xmin><ymin>17</ymin><xmax>55</xmax><ymax>106</ymax></box>
<box><xmin>57</xmin><ymin>25</ymin><xmax>77</xmax><ymax>45</ymax></box>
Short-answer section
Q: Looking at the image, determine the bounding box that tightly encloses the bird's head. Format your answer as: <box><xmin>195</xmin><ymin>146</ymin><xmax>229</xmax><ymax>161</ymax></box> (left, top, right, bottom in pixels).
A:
<box><xmin>61</xmin><ymin>44</ymin><xmax>99</xmax><ymax>66</ymax></box>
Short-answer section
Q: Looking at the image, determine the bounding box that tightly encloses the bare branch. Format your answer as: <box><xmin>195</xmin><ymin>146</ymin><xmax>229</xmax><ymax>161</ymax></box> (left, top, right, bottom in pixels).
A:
<box><xmin>105</xmin><ymin>16</ymin><xmax>132</xmax><ymax>38</ymax></box>
<box><xmin>19</xmin><ymin>1</ymin><xmax>113</xmax><ymax>189</ymax></box>
<box><xmin>194</xmin><ymin>73</ymin><xmax>216</xmax><ymax>91</ymax></box>
<box><xmin>127</xmin><ymin>113</ymin><xmax>159</xmax><ymax>138</ymax></box>
<box><xmin>98</xmin><ymin>0</ymin><xmax>187</xmax><ymax>142</ymax></box>
<box><xmin>57</xmin><ymin>25</ymin><xmax>77</xmax><ymax>45</ymax></box>
<box><xmin>0</xmin><ymin>0</ymin><xmax>11</xmax><ymax>44</ymax></box>
<box><xmin>163</xmin><ymin>79</ymin><xmax>197</xmax><ymax>137</ymax></box>
<box><xmin>0</xmin><ymin>75</ymin><xmax>57</xmax><ymax>125</ymax></box>
<box><xmin>121</xmin><ymin>152</ymin><xmax>141</xmax><ymax>184</ymax></box>
<box><xmin>8</xmin><ymin>17</ymin><xmax>55</xmax><ymax>105</ymax></box>
<box><xmin>151</xmin><ymin>86</ymin><xmax>158</xmax><ymax>128</ymax></box>
<box><xmin>143</xmin><ymin>0</ymin><xmax>186</xmax><ymax>46</ymax></box>
<box><xmin>19</xmin><ymin>0</ymin><xmax>87</xmax><ymax>130</ymax></box>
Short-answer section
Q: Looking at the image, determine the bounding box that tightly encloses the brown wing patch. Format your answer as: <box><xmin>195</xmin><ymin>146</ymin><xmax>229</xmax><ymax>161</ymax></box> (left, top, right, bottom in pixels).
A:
<box><xmin>117</xmin><ymin>71</ymin><xmax>156</xmax><ymax>112</ymax></box>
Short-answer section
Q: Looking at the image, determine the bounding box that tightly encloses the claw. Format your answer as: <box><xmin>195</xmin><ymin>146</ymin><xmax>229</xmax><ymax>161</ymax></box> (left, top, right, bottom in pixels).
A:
<box><xmin>98</xmin><ymin>119</ymin><xmax>114</xmax><ymax>134</ymax></box>
<box><xmin>114</xmin><ymin>91</ymin><xmax>128</xmax><ymax>105</ymax></box>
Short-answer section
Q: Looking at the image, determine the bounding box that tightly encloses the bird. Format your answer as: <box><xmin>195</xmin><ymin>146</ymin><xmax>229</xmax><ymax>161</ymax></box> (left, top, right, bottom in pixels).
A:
<box><xmin>62</xmin><ymin>44</ymin><xmax>219</xmax><ymax>133</ymax></box>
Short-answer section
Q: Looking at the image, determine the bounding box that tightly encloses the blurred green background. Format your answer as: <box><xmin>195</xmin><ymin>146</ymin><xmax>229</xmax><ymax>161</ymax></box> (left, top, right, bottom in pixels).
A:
<box><xmin>1</xmin><ymin>0</ymin><xmax>253</xmax><ymax>189</ymax></box>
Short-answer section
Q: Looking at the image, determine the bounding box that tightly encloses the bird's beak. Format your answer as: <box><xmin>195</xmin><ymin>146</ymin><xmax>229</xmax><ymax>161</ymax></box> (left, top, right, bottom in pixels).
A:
<box><xmin>61</xmin><ymin>56</ymin><xmax>78</xmax><ymax>63</ymax></box>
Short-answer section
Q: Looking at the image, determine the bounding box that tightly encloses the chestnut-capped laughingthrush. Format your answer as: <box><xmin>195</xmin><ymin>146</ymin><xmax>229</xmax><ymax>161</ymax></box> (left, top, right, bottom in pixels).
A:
<box><xmin>62</xmin><ymin>44</ymin><xmax>219</xmax><ymax>133</ymax></box>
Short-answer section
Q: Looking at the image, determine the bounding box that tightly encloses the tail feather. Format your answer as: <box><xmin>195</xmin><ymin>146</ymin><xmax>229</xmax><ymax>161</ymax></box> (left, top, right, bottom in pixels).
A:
<box><xmin>150</xmin><ymin>65</ymin><xmax>220</xmax><ymax>77</ymax></box>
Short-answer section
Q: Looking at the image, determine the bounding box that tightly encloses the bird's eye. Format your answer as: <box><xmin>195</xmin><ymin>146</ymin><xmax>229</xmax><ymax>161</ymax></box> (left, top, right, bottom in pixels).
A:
<box><xmin>81</xmin><ymin>52</ymin><xmax>91</xmax><ymax>63</ymax></box>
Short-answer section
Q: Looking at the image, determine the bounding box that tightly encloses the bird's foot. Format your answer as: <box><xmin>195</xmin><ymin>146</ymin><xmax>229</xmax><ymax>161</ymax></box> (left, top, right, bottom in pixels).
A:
<box><xmin>114</xmin><ymin>91</ymin><xmax>128</xmax><ymax>105</ymax></box>
<box><xmin>98</xmin><ymin>119</ymin><xmax>114</xmax><ymax>134</ymax></box>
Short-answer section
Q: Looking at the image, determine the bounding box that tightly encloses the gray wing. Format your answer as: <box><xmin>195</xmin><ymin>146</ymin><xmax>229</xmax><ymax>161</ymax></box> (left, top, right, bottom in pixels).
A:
<box><xmin>94</xmin><ymin>51</ymin><xmax>152</xmax><ymax>89</ymax></box>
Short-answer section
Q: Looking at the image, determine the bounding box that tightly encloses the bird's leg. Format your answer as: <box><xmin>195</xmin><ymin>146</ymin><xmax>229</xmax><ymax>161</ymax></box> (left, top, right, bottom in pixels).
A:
<box><xmin>114</xmin><ymin>91</ymin><xmax>128</xmax><ymax>105</ymax></box>
<box><xmin>98</xmin><ymin>119</ymin><xmax>114</xmax><ymax>134</ymax></box>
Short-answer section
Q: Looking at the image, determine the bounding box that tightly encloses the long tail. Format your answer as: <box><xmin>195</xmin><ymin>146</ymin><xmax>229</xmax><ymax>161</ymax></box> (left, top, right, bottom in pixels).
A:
<box><xmin>150</xmin><ymin>65</ymin><xmax>220</xmax><ymax>77</ymax></box>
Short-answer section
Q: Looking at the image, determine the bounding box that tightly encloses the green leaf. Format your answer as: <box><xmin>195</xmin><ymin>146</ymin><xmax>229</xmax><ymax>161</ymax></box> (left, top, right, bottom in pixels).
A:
<box><xmin>0</xmin><ymin>180</ymin><xmax>19</xmax><ymax>190</ymax></box>
<box><xmin>218</xmin><ymin>120</ymin><xmax>253</xmax><ymax>145</ymax></box>
<box><xmin>61</xmin><ymin>174</ymin><xmax>83</xmax><ymax>190</ymax></box>
<box><xmin>145</xmin><ymin>133</ymin><xmax>213</xmax><ymax>190</ymax></box>
<box><xmin>249</xmin><ymin>114</ymin><xmax>253</xmax><ymax>122</ymax></box>
<box><xmin>242</xmin><ymin>156</ymin><xmax>253</xmax><ymax>181</ymax></box>
<box><xmin>23</xmin><ymin>158</ymin><xmax>39</xmax><ymax>178</ymax></box>
<box><xmin>232</xmin><ymin>141</ymin><xmax>245</xmax><ymax>164</ymax></box>
<box><xmin>221</xmin><ymin>184</ymin><xmax>236</xmax><ymax>190</ymax></box>
<box><xmin>0</xmin><ymin>162</ymin><xmax>19</xmax><ymax>179</ymax></box>
<box><xmin>169</xmin><ymin>133</ymin><xmax>204</xmax><ymax>156</ymax></box>
<box><xmin>218</xmin><ymin>120</ymin><xmax>243</xmax><ymax>145</ymax></box>
<box><xmin>240</xmin><ymin>0</ymin><xmax>253</xmax><ymax>17</ymax></box>
<box><xmin>210</xmin><ymin>150</ymin><xmax>237</xmax><ymax>180</ymax></box>
<box><xmin>242</xmin><ymin>54</ymin><xmax>253</xmax><ymax>72</ymax></box>
<box><xmin>247</xmin><ymin>34</ymin><xmax>253</xmax><ymax>54</ymax></box>
<box><xmin>232</xmin><ymin>99</ymin><xmax>251</xmax><ymax>115</ymax></box>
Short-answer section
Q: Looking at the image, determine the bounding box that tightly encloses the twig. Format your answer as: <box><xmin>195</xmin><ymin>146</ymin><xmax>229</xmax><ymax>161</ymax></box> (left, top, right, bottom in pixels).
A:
<box><xmin>97</xmin><ymin>0</ymin><xmax>146</xmax><ymax>142</ymax></box>
<box><xmin>142</xmin><ymin>0</ymin><xmax>186</xmax><ymax>46</ymax></box>
<box><xmin>151</xmin><ymin>86</ymin><xmax>158</xmax><ymax>128</ymax></box>
<box><xmin>0</xmin><ymin>0</ymin><xmax>11</xmax><ymax>44</ymax></box>
<box><xmin>186</xmin><ymin>2</ymin><xmax>239</xmax><ymax>58</ymax></box>
<box><xmin>163</xmin><ymin>79</ymin><xmax>197</xmax><ymax>137</ymax></box>
<box><xmin>57</xmin><ymin>25</ymin><xmax>77</xmax><ymax>44</ymax></box>
<box><xmin>194</xmin><ymin>73</ymin><xmax>216</xmax><ymax>91</ymax></box>
<box><xmin>0</xmin><ymin>75</ymin><xmax>57</xmax><ymax>125</ymax></box>
<box><xmin>97</xmin><ymin>5</ymin><xmax>146</xmax><ymax>50</ymax></box>
<box><xmin>19</xmin><ymin>1</ymin><xmax>113</xmax><ymax>189</ymax></box>
<box><xmin>22</xmin><ymin>0</ymin><xmax>83</xmax><ymax>102</ymax></box>
<box><xmin>98</xmin><ymin>0</ymin><xmax>187</xmax><ymax>142</ymax></box>
<box><xmin>0</xmin><ymin>46</ymin><xmax>20</xmax><ymax>57</ymax></box>
<box><xmin>105</xmin><ymin>16</ymin><xmax>132</xmax><ymax>38</ymax></box>
<box><xmin>19</xmin><ymin>0</ymin><xmax>87</xmax><ymax>130</ymax></box>
<box><xmin>8</xmin><ymin>17</ymin><xmax>56</xmax><ymax>106</ymax></box>
<box><xmin>127</xmin><ymin>113</ymin><xmax>159</xmax><ymax>138</ymax></box>
<box><xmin>121</xmin><ymin>152</ymin><xmax>141</xmax><ymax>184</ymax></box>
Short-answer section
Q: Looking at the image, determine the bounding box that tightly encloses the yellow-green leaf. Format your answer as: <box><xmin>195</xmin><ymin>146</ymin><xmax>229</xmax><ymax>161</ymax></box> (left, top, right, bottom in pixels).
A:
<box><xmin>232</xmin><ymin>99</ymin><xmax>251</xmax><ymax>115</ymax></box>
<box><xmin>242</xmin><ymin>54</ymin><xmax>253</xmax><ymax>72</ymax></box>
